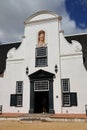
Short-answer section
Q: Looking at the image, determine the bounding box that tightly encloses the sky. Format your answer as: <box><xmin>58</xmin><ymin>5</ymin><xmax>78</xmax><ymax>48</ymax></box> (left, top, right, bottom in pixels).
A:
<box><xmin>0</xmin><ymin>0</ymin><xmax>87</xmax><ymax>43</ymax></box>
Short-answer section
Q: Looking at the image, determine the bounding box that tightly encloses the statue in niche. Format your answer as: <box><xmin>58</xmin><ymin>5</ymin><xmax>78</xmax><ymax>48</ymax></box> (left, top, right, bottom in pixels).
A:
<box><xmin>38</xmin><ymin>30</ymin><xmax>45</xmax><ymax>46</ymax></box>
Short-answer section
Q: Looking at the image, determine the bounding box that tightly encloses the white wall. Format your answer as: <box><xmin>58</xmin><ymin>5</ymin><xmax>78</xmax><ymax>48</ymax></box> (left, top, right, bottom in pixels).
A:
<box><xmin>60</xmin><ymin>32</ymin><xmax>87</xmax><ymax>114</ymax></box>
<box><xmin>24</xmin><ymin>15</ymin><xmax>62</xmax><ymax>113</ymax></box>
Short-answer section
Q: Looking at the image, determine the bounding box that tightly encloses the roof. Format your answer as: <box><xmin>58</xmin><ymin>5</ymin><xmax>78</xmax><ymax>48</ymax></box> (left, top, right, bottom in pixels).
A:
<box><xmin>0</xmin><ymin>42</ymin><xmax>21</xmax><ymax>74</ymax></box>
<box><xmin>65</xmin><ymin>33</ymin><xmax>87</xmax><ymax>70</ymax></box>
<box><xmin>65</xmin><ymin>33</ymin><xmax>87</xmax><ymax>52</ymax></box>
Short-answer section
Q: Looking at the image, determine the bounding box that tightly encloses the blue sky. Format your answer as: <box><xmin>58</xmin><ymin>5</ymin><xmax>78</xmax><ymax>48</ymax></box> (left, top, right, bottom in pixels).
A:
<box><xmin>65</xmin><ymin>0</ymin><xmax>87</xmax><ymax>29</ymax></box>
<box><xmin>0</xmin><ymin>0</ymin><xmax>87</xmax><ymax>43</ymax></box>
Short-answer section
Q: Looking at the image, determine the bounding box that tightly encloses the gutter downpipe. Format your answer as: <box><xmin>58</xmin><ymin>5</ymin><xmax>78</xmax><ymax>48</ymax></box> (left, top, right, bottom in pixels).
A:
<box><xmin>58</xmin><ymin>16</ymin><xmax>63</xmax><ymax>114</ymax></box>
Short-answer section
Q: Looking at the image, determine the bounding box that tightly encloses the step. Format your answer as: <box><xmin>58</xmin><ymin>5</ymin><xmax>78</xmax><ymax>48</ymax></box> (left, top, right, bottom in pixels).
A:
<box><xmin>20</xmin><ymin>113</ymin><xmax>52</xmax><ymax>121</ymax></box>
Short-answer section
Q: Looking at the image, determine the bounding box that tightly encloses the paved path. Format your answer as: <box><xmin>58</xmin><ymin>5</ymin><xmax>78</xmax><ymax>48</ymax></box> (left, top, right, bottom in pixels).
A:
<box><xmin>0</xmin><ymin>113</ymin><xmax>87</xmax><ymax>122</ymax></box>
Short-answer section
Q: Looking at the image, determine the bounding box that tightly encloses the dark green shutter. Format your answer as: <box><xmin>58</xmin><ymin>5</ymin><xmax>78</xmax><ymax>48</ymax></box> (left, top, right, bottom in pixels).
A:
<box><xmin>10</xmin><ymin>94</ymin><xmax>17</xmax><ymax>106</ymax></box>
<box><xmin>70</xmin><ymin>92</ymin><xmax>77</xmax><ymax>106</ymax></box>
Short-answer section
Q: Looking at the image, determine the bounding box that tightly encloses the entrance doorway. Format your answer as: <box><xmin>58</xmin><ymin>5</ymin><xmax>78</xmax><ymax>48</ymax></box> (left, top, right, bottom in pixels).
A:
<box><xmin>29</xmin><ymin>69</ymin><xmax>55</xmax><ymax>114</ymax></box>
<box><xmin>34</xmin><ymin>91</ymin><xmax>49</xmax><ymax>113</ymax></box>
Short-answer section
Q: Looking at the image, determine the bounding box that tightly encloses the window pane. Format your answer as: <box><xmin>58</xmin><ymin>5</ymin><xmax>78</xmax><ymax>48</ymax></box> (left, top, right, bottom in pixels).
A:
<box><xmin>16</xmin><ymin>95</ymin><xmax>22</xmax><ymax>107</ymax></box>
<box><xmin>34</xmin><ymin>80</ymin><xmax>49</xmax><ymax>91</ymax></box>
<box><xmin>62</xmin><ymin>79</ymin><xmax>70</xmax><ymax>92</ymax></box>
<box><xmin>16</xmin><ymin>81</ymin><xmax>23</xmax><ymax>94</ymax></box>
<box><xmin>36</xmin><ymin>57</ymin><xmax>47</xmax><ymax>66</ymax></box>
<box><xmin>35</xmin><ymin>47</ymin><xmax>47</xmax><ymax>67</ymax></box>
<box><xmin>36</xmin><ymin>47</ymin><xmax>47</xmax><ymax>57</ymax></box>
<box><xmin>63</xmin><ymin>93</ymin><xmax>70</xmax><ymax>106</ymax></box>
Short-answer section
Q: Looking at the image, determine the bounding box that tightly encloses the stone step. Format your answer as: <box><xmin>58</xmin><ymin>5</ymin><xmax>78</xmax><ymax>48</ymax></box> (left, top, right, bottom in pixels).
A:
<box><xmin>20</xmin><ymin>113</ymin><xmax>52</xmax><ymax>121</ymax></box>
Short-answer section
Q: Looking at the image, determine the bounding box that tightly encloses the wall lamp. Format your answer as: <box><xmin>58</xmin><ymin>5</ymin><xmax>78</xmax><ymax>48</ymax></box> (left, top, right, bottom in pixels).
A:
<box><xmin>55</xmin><ymin>64</ymin><xmax>58</xmax><ymax>73</ymax></box>
<box><xmin>26</xmin><ymin>67</ymin><xmax>29</xmax><ymax>75</ymax></box>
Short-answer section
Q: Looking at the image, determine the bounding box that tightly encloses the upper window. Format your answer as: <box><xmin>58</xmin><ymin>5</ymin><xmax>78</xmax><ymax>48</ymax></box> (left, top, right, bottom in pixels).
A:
<box><xmin>35</xmin><ymin>47</ymin><xmax>47</xmax><ymax>67</ymax></box>
<box><xmin>16</xmin><ymin>81</ymin><xmax>23</xmax><ymax>107</ymax></box>
<box><xmin>36</xmin><ymin>47</ymin><xmax>47</xmax><ymax>57</ymax></box>
<box><xmin>16</xmin><ymin>81</ymin><xmax>23</xmax><ymax>94</ymax></box>
<box><xmin>62</xmin><ymin>79</ymin><xmax>70</xmax><ymax>92</ymax></box>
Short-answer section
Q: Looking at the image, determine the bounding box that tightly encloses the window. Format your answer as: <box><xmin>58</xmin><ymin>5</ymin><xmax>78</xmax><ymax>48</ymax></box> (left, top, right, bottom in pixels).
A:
<box><xmin>62</xmin><ymin>79</ymin><xmax>70</xmax><ymax>92</ymax></box>
<box><xmin>62</xmin><ymin>93</ymin><xmax>70</xmax><ymax>106</ymax></box>
<box><xmin>62</xmin><ymin>79</ymin><xmax>70</xmax><ymax>106</ymax></box>
<box><xmin>16</xmin><ymin>81</ymin><xmax>23</xmax><ymax>107</ymax></box>
<box><xmin>35</xmin><ymin>47</ymin><xmax>47</xmax><ymax>67</ymax></box>
<box><xmin>16</xmin><ymin>81</ymin><xmax>23</xmax><ymax>94</ymax></box>
<box><xmin>16</xmin><ymin>95</ymin><xmax>22</xmax><ymax>107</ymax></box>
<box><xmin>61</xmin><ymin>79</ymin><xmax>77</xmax><ymax>107</ymax></box>
<box><xmin>10</xmin><ymin>81</ymin><xmax>23</xmax><ymax>107</ymax></box>
<box><xmin>34</xmin><ymin>80</ymin><xmax>49</xmax><ymax>91</ymax></box>
<box><xmin>36</xmin><ymin>47</ymin><xmax>47</xmax><ymax>57</ymax></box>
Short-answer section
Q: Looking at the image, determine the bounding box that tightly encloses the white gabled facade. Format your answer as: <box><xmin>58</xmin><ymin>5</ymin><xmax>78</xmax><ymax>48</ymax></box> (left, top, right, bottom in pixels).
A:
<box><xmin>0</xmin><ymin>10</ymin><xmax>87</xmax><ymax>114</ymax></box>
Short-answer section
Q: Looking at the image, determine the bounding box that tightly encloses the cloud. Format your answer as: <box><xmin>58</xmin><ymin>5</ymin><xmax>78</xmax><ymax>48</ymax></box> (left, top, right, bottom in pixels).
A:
<box><xmin>62</xmin><ymin>15</ymin><xmax>76</xmax><ymax>34</ymax></box>
<box><xmin>62</xmin><ymin>14</ymin><xmax>87</xmax><ymax>36</ymax></box>
<box><xmin>0</xmin><ymin>0</ymin><xmax>65</xmax><ymax>42</ymax></box>
<box><xmin>0</xmin><ymin>0</ymin><xmax>87</xmax><ymax>43</ymax></box>
<box><xmin>65</xmin><ymin>0</ymin><xmax>87</xmax><ymax>29</ymax></box>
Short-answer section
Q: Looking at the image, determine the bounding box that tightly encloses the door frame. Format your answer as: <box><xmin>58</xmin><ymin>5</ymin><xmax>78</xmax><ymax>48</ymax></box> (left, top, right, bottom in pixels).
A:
<box><xmin>29</xmin><ymin>69</ymin><xmax>55</xmax><ymax>114</ymax></box>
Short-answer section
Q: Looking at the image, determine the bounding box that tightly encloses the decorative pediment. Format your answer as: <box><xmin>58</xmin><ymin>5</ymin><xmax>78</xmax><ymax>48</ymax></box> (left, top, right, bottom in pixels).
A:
<box><xmin>29</xmin><ymin>69</ymin><xmax>55</xmax><ymax>79</ymax></box>
<box><xmin>24</xmin><ymin>10</ymin><xmax>62</xmax><ymax>25</ymax></box>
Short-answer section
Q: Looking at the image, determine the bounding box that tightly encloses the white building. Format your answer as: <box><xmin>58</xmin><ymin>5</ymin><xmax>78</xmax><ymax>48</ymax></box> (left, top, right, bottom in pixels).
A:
<box><xmin>0</xmin><ymin>10</ymin><xmax>87</xmax><ymax>114</ymax></box>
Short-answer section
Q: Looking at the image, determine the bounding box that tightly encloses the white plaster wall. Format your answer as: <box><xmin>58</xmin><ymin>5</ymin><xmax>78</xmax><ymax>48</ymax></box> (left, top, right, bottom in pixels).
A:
<box><xmin>7</xmin><ymin>39</ymin><xmax>25</xmax><ymax>60</ymax></box>
<box><xmin>60</xmin><ymin>33</ymin><xmax>82</xmax><ymax>55</ymax></box>
<box><xmin>61</xmin><ymin>55</ymin><xmax>87</xmax><ymax>114</ymax></box>
<box><xmin>0</xmin><ymin>60</ymin><xmax>30</xmax><ymax>113</ymax></box>
<box><xmin>0</xmin><ymin>61</ymin><xmax>24</xmax><ymax>113</ymax></box>
<box><xmin>24</xmin><ymin>16</ymin><xmax>62</xmax><ymax>113</ymax></box>
<box><xmin>0</xmin><ymin>37</ymin><xmax>30</xmax><ymax>113</ymax></box>
<box><xmin>60</xmin><ymin>32</ymin><xmax>87</xmax><ymax>114</ymax></box>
